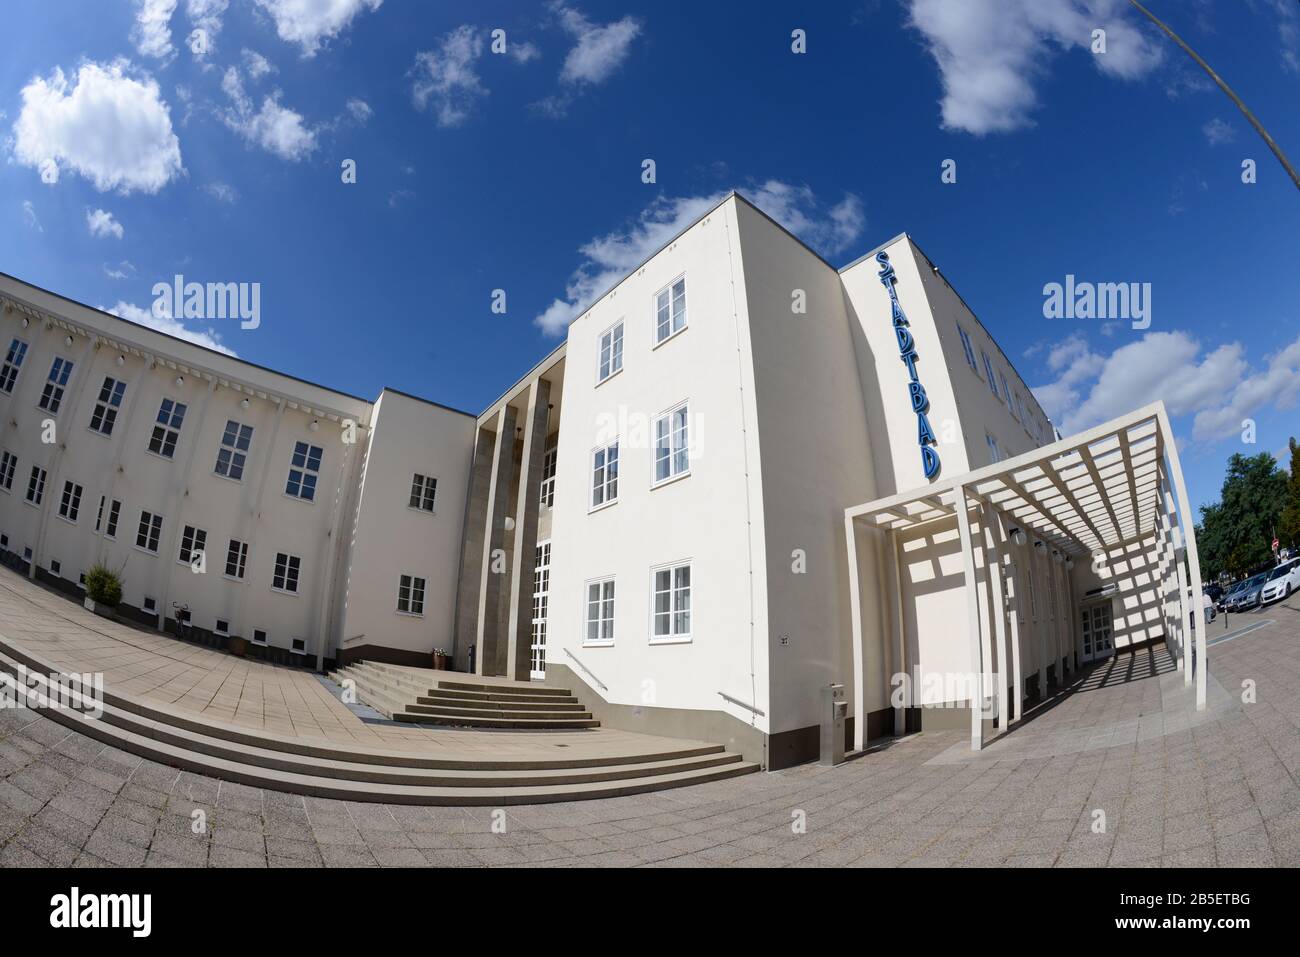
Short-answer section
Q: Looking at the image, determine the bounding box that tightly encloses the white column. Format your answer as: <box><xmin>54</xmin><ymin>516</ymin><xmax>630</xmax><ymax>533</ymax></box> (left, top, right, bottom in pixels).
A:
<box><xmin>845</xmin><ymin>512</ymin><xmax>866</xmax><ymax>752</ymax></box>
<box><xmin>1158</xmin><ymin>412</ymin><xmax>1208</xmax><ymax>709</ymax></box>
<box><xmin>998</xmin><ymin>518</ymin><xmax>1025</xmax><ymax>724</ymax></box>
<box><xmin>956</xmin><ymin>486</ymin><xmax>985</xmax><ymax>750</ymax></box>
<box><xmin>891</xmin><ymin>530</ymin><xmax>907</xmax><ymax>736</ymax></box>
<box><xmin>981</xmin><ymin>504</ymin><xmax>1011</xmax><ymax>734</ymax></box>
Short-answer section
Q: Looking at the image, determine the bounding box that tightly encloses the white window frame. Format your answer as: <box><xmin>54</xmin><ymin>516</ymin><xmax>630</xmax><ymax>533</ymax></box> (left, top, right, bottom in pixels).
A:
<box><xmin>986</xmin><ymin>432</ymin><xmax>1001</xmax><ymax>463</ymax></box>
<box><xmin>38</xmin><ymin>356</ymin><xmax>74</xmax><ymax>414</ymax></box>
<box><xmin>214</xmin><ymin>419</ymin><xmax>253</xmax><ymax>481</ymax></box>
<box><xmin>409</xmin><ymin>473</ymin><xmax>437</xmax><ymax>513</ymax></box>
<box><xmin>652</xmin><ymin>275</ymin><xmax>688</xmax><ymax>347</ymax></box>
<box><xmin>57</xmin><ymin>480</ymin><xmax>82</xmax><ymax>523</ymax></box>
<box><xmin>104</xmin><ymin>499</ymin><xmax>121</xmax><ymax>539</ymax></box>
<box><xmin>956</xmin><ymin>325</ymin><xmax>978</xmax><ymax>372</ymax></box>
<box><xmin>1000</xmin><ymin>374</ymin><xmax>1015</xmax><ymax>417</ymax></box>
<box><xmin>252</xmin><ymin>629</ymin><xmax>268</xmax><ymax>646</ymax></box>
<box><xmin>88</xmin><ymin>376</ymin><xmax>127</xmax><ymax>437</ymax></box>
<box><xmin>590</xmin><ymin>441</ymin><xmax>619</xmax><ymax>511</ymax></box>
<box><xmin>652</xmin><ymin>400</ymin><xmax>691</xmax><ymax>487</ymax></box>
<box><xmin>224</xmin><ymin>538</ymin><xmax>249</xmax><ymax>580</ymax></box>
<box><xmin>136</xmin><ymin>510</ymin><xmax>163</xmax><ymax>554</ymax></box>
<box><xmin>397</xmin><ymin>574</ymin><xmax>426</xmax><ymax>616</ymax></box>
<box><xmin>147</xmin><ymin>397</ymin><xmax>187</xmax><ymax>459</ymax></box>
<box><xmin>0</xmin><ymin>338</ymin><xmax>28</xmax><ymax>395</ymax></box>
<box><xmin>285</xmin><ymin>441</ymin><xmax>323</xmax><ymax>502</ymax></box>
<box><xmin>981</xmin><ymin>351</ymin><xmax>1000</xmax><ymax>400</ymax></box>
<box><xmin>25</xmin><ymin>465</ymin><xmax>46</xmax><ymax>506</ymax></box>
<box><xmin>178</xmin><ymin>525</ymin><xmax>207</xmax><ymax>567</ymax></box>
<box><xmin>597</xmin><ymin>319</ymin><xmax>624</xmax><ymax>383</ymax></box>
<box><xmin>649</xmin><ymin>560</ymin><xmax>693</xmax><ymax>644</ymax></box>
<box><xmin>272</xmin><ymin>551</ymin><xmax>301</xmax><ymax>595</ymax></box>
<box><xmin>0</xmin><ymin>449</ymin><xmax>16</xmax><ymax>492</ymax></box>
<box><xmin>583</xmin><ymin>576</ymin><xmax>616</xmax><ymax>647</ymax></box>
<box><xmin>539</xmin><ymin>448</ymin><xmax>557</xmax><ymax>509</ymax></box>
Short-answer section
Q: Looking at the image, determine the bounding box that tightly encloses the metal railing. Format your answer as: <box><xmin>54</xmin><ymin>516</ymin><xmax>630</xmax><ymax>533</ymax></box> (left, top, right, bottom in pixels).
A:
<box><xmin>718</xmin><ymin>691</ymin><xmax>765</xmax><ymax>717</ymax></box>
<box><xmin>564</xmin><ymin>648</ymin><xmax>607</xmax><ymax>690</ymax></box>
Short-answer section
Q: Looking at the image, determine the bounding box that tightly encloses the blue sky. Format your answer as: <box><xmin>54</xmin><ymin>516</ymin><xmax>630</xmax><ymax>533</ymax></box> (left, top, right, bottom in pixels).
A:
<box><xmin>2</xmin><ymin>0</ymin><xmax>1298</xmax><ymax>513</ymax></box>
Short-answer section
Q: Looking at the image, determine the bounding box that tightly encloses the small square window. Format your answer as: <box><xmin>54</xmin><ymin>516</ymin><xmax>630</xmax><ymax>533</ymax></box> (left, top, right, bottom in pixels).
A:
<box><xmin>253</xmin><ymin>629</ymin><xmax>268</xmax><ymax>645</ymax></box>
<box><xmin>49</xmin><ymin>559</ymin><xmax>61</xmax><ymax>576</ymax></box>
<box><xmin>215</xmin><ymin>619</ymin><xmax>230</xmax><ymax>635</ymax></box>
<box><xmin>143</xmin><ymin>596</ymin><xmax>157</xmax><ymax>613</ymax></box>
<box><xmin>409</xmin><ymin>473</ymin><xmax>437</xmax><ymax>512</ymax></box>
<box><xmin>290</xmin><ymin>638</ymin><xmax>306</xmax><ymax>653</ymax></box>
<box><xmin>397</xmin><ymin>574</ymin><xmax>426</xmax><ymax>615</ymax></box>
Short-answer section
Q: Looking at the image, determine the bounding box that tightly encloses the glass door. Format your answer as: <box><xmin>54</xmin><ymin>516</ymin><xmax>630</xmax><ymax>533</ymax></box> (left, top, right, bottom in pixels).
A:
<box><xmin>530</xmin><ymin>541</ymin><xmax>551</xmax><ymax>679</ymax></box>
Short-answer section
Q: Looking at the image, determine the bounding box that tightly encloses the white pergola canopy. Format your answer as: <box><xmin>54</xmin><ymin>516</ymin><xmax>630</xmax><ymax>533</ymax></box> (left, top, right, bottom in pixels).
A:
<box><xmin>844</xmin><ymin>401</ymin><xmax>1208</xmax><ymax>752</ymax></box>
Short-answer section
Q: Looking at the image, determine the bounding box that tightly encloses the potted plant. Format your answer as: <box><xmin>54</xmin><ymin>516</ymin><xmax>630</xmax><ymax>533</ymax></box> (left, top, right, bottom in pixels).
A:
<box><xmin>432</xmin><ymin>647</ymin><xmax>451</xmax><ymax>670</ymax></box>
<box><xmin>83</xmin><ymin>562</ymin><xmax>123</xmax><ymax>618</ymax></box>
<box><xmin>227</xmin><ymin>634</ymin><xmax>247</xmax><ymax>657</ymax></box>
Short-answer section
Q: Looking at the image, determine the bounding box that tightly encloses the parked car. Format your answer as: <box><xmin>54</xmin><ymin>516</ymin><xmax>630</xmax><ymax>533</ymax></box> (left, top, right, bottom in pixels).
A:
<box><xmin>1231</xmin><ymin>573</ymin><xmax>1270</xmax><ymax>612</ymax></box>
<box><xmin>1260</xmin><ymin>558</ymin><xmax>1300</xmax><ymax>605</ymax></box>
<box><xmin>1217</xmin><ymin>580</ymin><xmax>1247</xmax><ymax>612</ymax></box>
<box><xmin>1205</xmin><ymin>583</ymin><xmax>1224</xmax><ymax>606</ymax></box>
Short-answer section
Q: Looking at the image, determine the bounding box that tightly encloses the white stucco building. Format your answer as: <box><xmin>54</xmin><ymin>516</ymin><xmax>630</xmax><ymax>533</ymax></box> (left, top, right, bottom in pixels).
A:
<box><xmin>0</xmin><ymin>191</ymin><xmax>1208</xmax><ymax>770</ymax></box>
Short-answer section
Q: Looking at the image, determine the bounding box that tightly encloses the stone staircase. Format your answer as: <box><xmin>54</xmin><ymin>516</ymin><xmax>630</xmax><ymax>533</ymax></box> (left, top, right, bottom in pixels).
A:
<box><xmin>330</xmin><ymin>660</ymin><xmax>600</xmax><ymax>729</ymax></box>
<box><xmin>0</xmin><ymin>639</ymin><xmax>758</xmax><ymax>804</ymax></box>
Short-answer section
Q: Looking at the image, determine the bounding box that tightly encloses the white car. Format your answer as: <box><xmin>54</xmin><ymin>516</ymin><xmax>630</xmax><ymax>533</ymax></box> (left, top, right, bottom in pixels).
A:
<box><xmin>1260</xmin><ymin>558</ymin><xmax>1300</xmax><ymax>605</ymax></box>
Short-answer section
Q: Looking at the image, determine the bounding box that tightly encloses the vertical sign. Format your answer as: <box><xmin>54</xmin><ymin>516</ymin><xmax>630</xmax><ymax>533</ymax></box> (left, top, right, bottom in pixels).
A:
<box><xmin>877</xmin><ymin>250</ymin><xmax>941</xmax><ymax>480</ymax></box>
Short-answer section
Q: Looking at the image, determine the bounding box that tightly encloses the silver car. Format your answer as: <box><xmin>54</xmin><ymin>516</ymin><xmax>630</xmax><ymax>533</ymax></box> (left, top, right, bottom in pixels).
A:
<box><xmin>1261</xmin><ymin>559</ymin><xmax>1300</xmax><ymax>605</ymax></box>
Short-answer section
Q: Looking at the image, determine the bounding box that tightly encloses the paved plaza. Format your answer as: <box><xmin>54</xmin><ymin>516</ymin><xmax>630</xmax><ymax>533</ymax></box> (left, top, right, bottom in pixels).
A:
<box><xmin>0</xmin><ymin>571</ymin><xmax>1297</xmax><ymax>867</ymax></box>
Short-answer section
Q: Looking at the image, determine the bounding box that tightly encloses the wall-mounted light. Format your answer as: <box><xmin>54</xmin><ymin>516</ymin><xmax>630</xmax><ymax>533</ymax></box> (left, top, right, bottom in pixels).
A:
<box><xmin>116</xmin><ymin>355</ymin><xmax>125</xmax><ymax>366</ymax></box>
<box><xmin>63</xmin><ymin>335</ymin><xmax>73</xmax><ymax>347</ymax></box>
<box><xmin>1065</xmin><ymin>558</ymin><xmax>1075</xmax><ymax>570</ymax></box>
<box><xmin>309</xmin><ymin>419</ymin><xmax>320</xmax><ymax>432</ymax></box>
<box><xmin>503</xmin><ymin>516</ymin><xmax>516</xmax><ymax>532</ymax></box>
<box><xmin>21</xmin><ymin>317</ymin><xmax>29</xmax><ymax>329</ymax></box>
<box><xmin>1034</xmin><ymin>540</ymin><xmax>1046</xmax><ymax>552</ymax></box>
<box><xmin>1009</xmin><ymin>527</ymin><xmax>1027</xmax><ymax>547</ymax></box>
<box><xmin>240</xmin><ymin>398</ymin><xmax>250</xmax><ymax>410</ymax></box>
<box><xmin>1052</xmin><ymin>550</ymin><xmax>1063</xmax><ymax>563</ymax></box>
<box><xmin>175</xmin><ymin>375</ymin><xmax>184</xmax><ymax>387</ymax></box>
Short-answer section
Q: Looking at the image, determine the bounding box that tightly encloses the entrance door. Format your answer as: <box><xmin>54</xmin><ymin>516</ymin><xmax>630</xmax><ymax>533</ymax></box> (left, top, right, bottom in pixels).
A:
<box><xmin>530</xmin><ymin>541</ymin><xmax>551</xmax><ymax>679</ymax></box>
<box><xmin>1080</xmin><ymin>602</ymin><xmax>1113</xmax><ymax>663</ymax></box>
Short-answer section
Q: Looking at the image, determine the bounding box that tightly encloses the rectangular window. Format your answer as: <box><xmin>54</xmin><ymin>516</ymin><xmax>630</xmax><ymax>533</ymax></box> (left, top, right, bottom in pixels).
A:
<box><xmin>105</xmin><ymin>499</ymin><xmax>121</xmax><ymax>538</ymax></box>
<box><xmin>986</xmin><ymin>433</ymin><xmax>1001</xmax><ymax>463</ymax></box>
<box><xmin>215</xmin><ymin>619</ymin><xmax>230</xmax><ymax>636</ymax></box>
<box><xmin>651</xmin><ymin>562</ymin><xmax>692</xmax><ymax>641</ymax></box>
<box><xmin>39</xmin><ymin>357</ymin><xmax>74</xmax><ymax>413</ymax></box>
<box><xmin>26</xmin><ymin>465</ymin><xmax>46</xmax><ymax>505</ymax></box>
<box><xmin>1011</xmin><ymin>390</ymin><xmax>1023</xmax><ymax>423</ymax></box>
<box><xmin>0</xmin><ymin>338</ymin><xmax>28</xmax><ymax>394</ymax></box>
<box><xmin>148</xmin><ymin>398</ymin><xmax>187</xmax><ymax>458</ymax></box>
<box><xmin>397</xmin><ymin>574</ymin><xmax>426</xmax><ymax>615</ymax></box>
<box><xmin>285</xmin><ymin>441</ymin><xmax>322</xmax><ymax>501</ymax></box>
<box><xmin>58</xmin><ymin>480</ymin><xmax>82</xmax><ymax>522</ymax></box>
<box><xmin>178</xmin><ymin>525</ymin><xmax>207</xmax><ymax>565</ymax></box>
<box><xmin>654</xmin><ymin>277</ymin><xmax>687</xmax><ymax>344</ymax></box>
<box><xmin>252</xmin><ymin>629</ymin><xmax>267</xmax><ymax>645</ymax></box>
<box><xmin>225</xmin><ymin>539</ymin><xmax>248</xmax><ymax>579</ymax></box>
<box><xmin>143</xmin><ymin>596</ymin><xmax>157</xmax><ymax>613</ymax></box>
<box><xmin>598</xmin><ymin>321</ymin><xmax>624</xmax><ymax>382</ymax></box>
<box><xmin>653</xmin><ymin>402</ymin><xmax>690</xmax><ymax>484</ymax></box>
<box><xmin>0</xmin><ymin>450</ymin><xmax>16</xmax><ymax>491</ymax></box>
<box><xmin>291</xmin><ymin>638</ymin><xmax>305</xmax><ymax>653</ymax></box>
<box><xmin>1000</xmin><ymin>374</ymin><xmax>1015</xmax><ymax>416</ymax></box>
<box><xmin>49</xmin><ymin>559</ymin><xmax>60</xmax><ymax>576</ymax></box>
<box><xmin>591</xmin><ymin>442</ymin><xmax>619</xmax><ymax>508</ymax></box>
<box><xmin>409</xmin><ymin>473</ymin><xmax>437</xmax><ymax>512</ymax></box>
<box><xmin>272</xmin><ymin>552</ymin><xmax>301</xmax><ymax>593</ymax></box>
<box><xmin>585</xmin><ymin>578</ymin><xmax>616</xmax><ymax>644</ymax></box>
<box><xmin>95</xmin><ymin>495</ymin><xmax>104</xmax><ymax>531</ymax></box>
<box><xmin>956</xmin><ymin>326</ymin><xmax>978</xmax><ymax>371</ymax></box>
<box><xmin>136</xmin><ymin>510</ymin><xmax>162</xmax><ymax>552</ymax></box>
<box><xmin>539</xmin><ymin>448</ymin><xmax>557</xmax><ymax>508</ymax></box>
<box><xmin>981</xmin><ymin>352</ymin><xmax>1000</xmax><ymax>399</ymax></box>
<box><xmin>214</xmin><ymin>420</ymin><xmax>253</xmax><ymax>480</ymax></box>
<box><xmin>89</xmin><ymin>376</ymin><xmax>127</xmax><ymax>436</ymax></box>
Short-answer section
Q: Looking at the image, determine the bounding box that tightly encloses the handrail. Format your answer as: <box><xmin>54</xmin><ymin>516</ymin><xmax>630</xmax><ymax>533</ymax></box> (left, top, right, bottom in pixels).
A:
<box><xmin>564</xmin><ymin>648</ymin><xmax>607</xmax><ymax>690</ymax></box>
<box><xmin>718</xmin><ymin>691</ymin><xmax>765</xmax><ymax>717</ymax></box>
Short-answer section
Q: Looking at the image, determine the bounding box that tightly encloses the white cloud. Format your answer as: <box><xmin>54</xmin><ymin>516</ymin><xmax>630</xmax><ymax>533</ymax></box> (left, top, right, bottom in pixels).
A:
<box><xmin>103</xmin><ymin>261</ymin><xmax>136</xmax><ymax>280</ymax></box>
<box><xmin>102</xmin><ymin>300</ymin><xmax>236</xmax><ymax>355</ymax></box>
<box><xmin>1202</xmin><ymin>117</ymin><xmax>1235</xmax><ymax>145</ymax></box>
<box><xmin>203</xmin><ymin>181</ymin><xmax>238</xmax><ymax>203</ymax></box>
<box><xmin>533</xmin><ymin>183</ymin><xmax>866</xmax><ymax>335</ymax></box>
<box><xmin>345</xmin><ymin>98</ymin><xmax>373</xmax><ymax>123</ymax></box>
<box><xmin>133</xmin><ymin>0</ymin><xmax>179</xmax><ymax>61</ymax></box>
<box><xmin>187</xmin><ymin>0</ymin><xmax>229</xmax><ymax>57</ymax></box>
<box><xmin>221</xmin><ymin>66</ymin><xmax>317</xmax><ymax>160</ymax></box>
<box><xmin>552</xmin><ymin>2</ymin><xmax>641</xmax><ymax>85</ymax></box>
<box><xmin>253</xmin><ymin>0</ymin><xmax>383</xmax><ymax>57</ymax></box>
<box><xmin>86</xmin><ymin>208</ymin><xmax>125</xmax><ymax>239</ymax></box>
<box><xmin>12</xmin><ymin>60</ymin><xmax>184</xmax><ymax>194</ymax></box>
<box><xmin>508</xmin><ymin>40</ymin><xmax>541</xmax><ymax>64</ymax></box>
<box><xmin>1031</xmin><ymin>330</ymin><xmax>1300</xmax><ymax>443</ymax></box>
<box><xmin>411</xmin><ymin>26</ymin><xmax>487</xmax><ymax>127</ymax></box>
<box><xmin>21</xmin><ymin>200</ymin><xmax>42</xmax><ymax>232</ymax></box>
<box><xmin>905</xmin><ymin>0</ymin><xmax>1163</xmax><ymax>134</ymax></box>
<box><xmin>242</xmin><ymin>48</ymin><xmax>276</xmax><ymax>79</ymax></box>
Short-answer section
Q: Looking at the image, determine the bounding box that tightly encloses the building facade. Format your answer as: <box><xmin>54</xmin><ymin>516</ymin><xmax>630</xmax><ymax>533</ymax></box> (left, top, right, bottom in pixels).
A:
<box><xmin>0</xmin><ymin>191</ymin><xmax>1199</xmax><ymax>770</ymax></box>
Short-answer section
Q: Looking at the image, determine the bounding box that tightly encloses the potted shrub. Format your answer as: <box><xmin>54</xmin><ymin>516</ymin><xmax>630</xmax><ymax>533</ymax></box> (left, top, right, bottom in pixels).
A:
<box><xmin>83</xmin><ymin>562</ymin><xmax>123</xmax><ymax>618</ymax></box>
<box><xmin>432</xmin><ymin>648</ymin><xmax>451</xmax><ymax>670</ymax></box>
<box><xmin>227</xmin><ymin>634</ymin><xmax>248</xmax><ymax>657</ymax></box>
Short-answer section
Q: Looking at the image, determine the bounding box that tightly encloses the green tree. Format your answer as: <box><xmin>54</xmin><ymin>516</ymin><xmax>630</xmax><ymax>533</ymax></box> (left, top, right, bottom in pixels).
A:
<box><xmin>1195</xmin><ymin>452</ymin><xmax>1287</xmax><ymax>579</ymax></box>
<box><xmin>1279</xmin><ymin>437</ymin><xmax>1300</xmax><ymax>550</ymax></box>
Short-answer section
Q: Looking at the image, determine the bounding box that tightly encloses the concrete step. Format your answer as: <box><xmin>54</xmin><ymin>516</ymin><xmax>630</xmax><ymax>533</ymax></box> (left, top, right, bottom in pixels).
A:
<box><xmin>405</xmin><ymin>701</ymin><xmax>593</xmax><ymax>721</ymax></box>
<box><xmin>422</xmin><ymin>687</ymin><xmax>583</xmax><ymax>705</ymax></box>
<box><xmin>0</xmin><ymin>647</ymin><xmax>758</xmax><ymax>803</ymax></box>
<box><xmin>329</xmin><ymin>668</ymin><xmax>406</xmax><ymax>719</ymax></box>
<box><xmin>437</xmin><ymin>678</ymin><xmax>573</xmax><ymax>697</ymax></box>
<box><xmin>413</xmin><ymin>694</ymin><xmax>587</xmax><ymax>713</ymax></box>
<box><xmin>393</xmin><ymin>710</ymin><xmax>602</xmax><ymax>730</ymax></box>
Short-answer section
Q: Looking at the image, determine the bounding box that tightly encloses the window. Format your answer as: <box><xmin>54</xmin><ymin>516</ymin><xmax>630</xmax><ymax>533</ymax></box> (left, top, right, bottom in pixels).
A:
<box><xmin>104</xmin><ymin>499</ymin><xmax>121</xmax><ymax>538</ymax></box>
<box><xmin>585</xmin><ymin>578</ymin><xmax>616</xmax><ymax>645</ymax></box>
<box><xmin>285</xmin><ymin>441</ymin><xmax>322</xmax><ymax>501</ymax></box>
<box><xmin>1012</xmin><ymin>390</ymin><xmax>1024</xmax><ymax>424</ymax></box>
<box><xmin>397</xmin><ymin>574</ymin><xmax>426</xmax><ymax>615</ymax></box>
<box><xmin>981</xmin><ymin>352</ymin><xmax>1000</xmax><ymax>399</ymax></box>
<box><xmin>539</xmin><ymin>448</ymin><xmax>557</xmax><ymax>508</ymax></box>
<box><xmin>956</xmin><ymin>326</ymin><xmax>978</xmax><ymax>371</ymax></box>
<box><xmin>58</xmin><ymin>481</ymin><xmax>82</xmax><ymax>522</ymax></box>
<box><xmin>291</xmin><ymin>638</ymin><xmax>306</xmax><ymax>653</ymax></box>
<box><xmin>136</xmin><ymin>511</ymin><xmax>162</xmax><ymax>552</ymax></box>
<box><xmin>598</xmin><ymin>321</ymin><xmax>624</xmax><ymax>381</ymax></box>
<box><xmin>0</xmin><ymin>450</ymin><xmax>16</xmax><ymax>491</ymax></box>
<box><xmin>225</xmin><ymin>539</ymin><xmax>248</xmax><ymax>579</ymax></box>
<box><xmin>178</xmin><ymin>525</ymin><xmax>207</xmax><ymax>565</ymax></box>
<box><xmin>1000</xmin><ymin>374</ymin><xmax>1015</xmax><ymax>417</ymax></box>
<box><xmin>653</xmin><ymin>402</ymin><xmax>690</xmax><ymax>484</ymax></box>
<box><xmin>651</xmin><ymin>562</ymin><xmax>692</xmax><ymax>641</ymax></box>
<box><xmin>26</xmin><ymin>465</ymin><xmax>46</xmax><ymax>505</ymax></box>
<box><xmin>1</xmin><ymin>339</ymin><xmax>28</xmax><ymax>394</ymax></box>
<box><xmin>252</xmin><ymin>629</ymin><xmax>268</xmax><ymax>645</ymax></box>
<box><xmin>0</xmin><ymin>534</ymin><xmax>7</xmax><ymax>549</ymax></box>
<box><xmin>143</xmin><ymin>596</ymin><xmax>157</xmax><ymax>614</ymax></box>
<box><xmin>272</xmin><ymin>552</ymin><xmax>301</xmax><ymax>593</ymax></box>
<box><xmin>214</xmin><ymin>420</ymin><xmax>253</xmax><ymax>480</ymax></box>
<box><xmin>148</xmin><ymin>398</ymin><xmax>187</xmax><ymax>458</ymax></box>
<box><xmin>409</xmin><ymin>473</ymin><xmax>436</xmax><ymax>512</ymax></box>
<box><xmin>39</xmin><ymin>357</ymin><xmax>74</xmax><ymax>413</ymax></box>
<box><xmin>89</xmin><ymin>377</ymin><xmax>127</xmax><ymax>436</ymax></box>
<box><xmin>654</xmin><ymin>277</ymin><xmax>687</xmax><ymax>344</ymax></box>
<box><xmin>49</xmin><ymin>559</ymin><xmax>61</xmax><ymax>576</ymax></box>
<box><xmin>986</xmin><ymin>433</ymin><xmax>1002</xmax><ymax>463</ymax></box>
<box><xmin>215</xmin><ymin>619</ymin><xmax>230</xmax><ymax>636</ymax></box>
<box><xmin>591</xmin><ymin>442</ymin><xmax>619</xmax><ymax>508</ymax></box>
